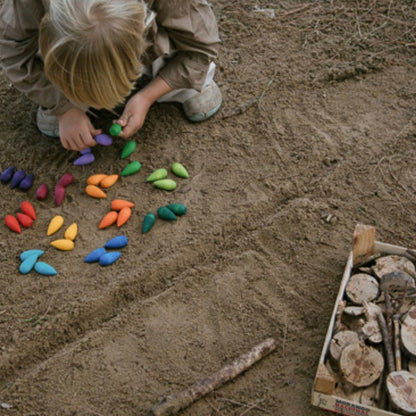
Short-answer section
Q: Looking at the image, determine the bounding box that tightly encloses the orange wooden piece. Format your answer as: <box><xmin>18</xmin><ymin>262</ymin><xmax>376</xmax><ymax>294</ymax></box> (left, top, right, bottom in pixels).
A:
<box><xmin>99</xmin><ymin>211</ymin><xmax>118</xmax><ymax>229</ymax></box>
<box><xmin>111</xmin><ymin>199</ymin><xmax>135</xmax><ymax>211</ymax></box>
<box><xmin>87</xmin><ymin>174</ymin><xmax>107</xmax><ymax>186</ymax></box>
<box><xmin>5</xmin><ymin>215</ymin><xmax>21</xmax><ymax>233</ymax></box>
<box><xmin>117</xmin><ymin>207</ymin><xmax>132</xmax><ymax>227</ymax></box>
<box><xmin>20</xmin><ymin>201</ymin><xmax>36</xmax><ymax>220</ymax></box>
<box><xmin>100</xmin><ymin>174</ymin><xmax>119</xmax><ymax>188</ymax></box>
<box><xmin>86</xmin><ymin>184</ymin><xmax>107</xmax><ymax>199</ymax></box>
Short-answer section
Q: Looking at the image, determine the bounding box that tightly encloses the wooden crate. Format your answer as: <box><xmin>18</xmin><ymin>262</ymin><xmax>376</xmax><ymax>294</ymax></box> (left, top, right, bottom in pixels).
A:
<box><xmin>311</xmin><ymin>224</ymin><xmax>416</xmax><ymax>416</ymax></box>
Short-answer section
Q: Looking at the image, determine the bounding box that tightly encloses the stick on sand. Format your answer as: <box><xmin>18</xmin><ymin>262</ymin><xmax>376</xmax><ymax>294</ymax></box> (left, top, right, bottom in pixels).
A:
<box><xmin>151</xmin><ymin>337</ymin><xmax>277</xmax><ymax>416</ymax></box>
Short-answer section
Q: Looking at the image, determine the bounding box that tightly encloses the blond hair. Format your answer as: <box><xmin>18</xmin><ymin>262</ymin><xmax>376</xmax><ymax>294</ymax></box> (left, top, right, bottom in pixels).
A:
<box><xmin>40</xmin><ymin>0</ymin><xmax>147</xmax><ymax>110</ymax></box>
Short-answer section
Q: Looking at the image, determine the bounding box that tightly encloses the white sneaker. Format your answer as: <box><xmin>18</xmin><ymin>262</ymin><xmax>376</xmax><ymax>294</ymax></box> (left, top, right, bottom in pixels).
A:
<box><xmin>183</xmin><ymin>81</ymin><xmax>222</xmax><ymax>122</ymax></box>
<box><xmin>36</xmin><ymin>107</ymin><xmax>59</xmax><ymax>137</ymax></box>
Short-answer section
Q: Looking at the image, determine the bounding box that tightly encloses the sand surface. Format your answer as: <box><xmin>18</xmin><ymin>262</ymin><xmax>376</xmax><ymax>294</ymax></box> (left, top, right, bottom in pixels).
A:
<box><xmin>0</xmin><ymin>1</ymin><xmax>416</xmax><ymax>415</ymax></box>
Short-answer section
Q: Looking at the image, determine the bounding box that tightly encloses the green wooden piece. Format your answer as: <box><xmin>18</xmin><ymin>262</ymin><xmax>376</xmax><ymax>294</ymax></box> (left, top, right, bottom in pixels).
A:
<box><xmin>146</xmin><ymin>168</ymin><xmax>168</xmax><ymax>182</ymax></box>
<box><xmin>153</xmin><ymin>179</ymin><xmax>176</xmax><ymax>191</ymax></box>
<box><xmin>165</xmin><ymin>203</ymin><xmax>187</xmax><ymax>216</ymax></box>
<box><xmin>109</xmin><ymin>123</ymin><xmax>122</xmax><ymax>136</ymax></box>
<box><xmin>157</xmin><ymin>206</ymin><xmax>177</xmax><ymax>221</ymax></box>
<box><xmin>121</xmin><ymin>140</ymin><xmax>137</xmax><ymax>159</ymax></box>
<box><xmin>142</xmin><ymin>212</ymin><xmax>156</xmax><ymax>234</ymax></box>
<box><xmin>121</xmin><ymin>161</ymin><xmax>142</xmax><ymax>176</ymax></box>
<box><xmin>171</xmin><ymin>162</ymin><xmax>189</xmax><ymax>178</ymax></box>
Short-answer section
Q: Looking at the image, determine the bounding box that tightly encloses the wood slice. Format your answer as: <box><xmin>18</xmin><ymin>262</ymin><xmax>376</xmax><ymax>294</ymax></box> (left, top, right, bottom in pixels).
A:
<box><xmin>380</xmin><ymin>270</ymin><xmax>415</xmax><ymax>293</ymax></box>
<box><xmin>361</xmin><ymin>302</ymin><xmax>383</xmax><ymax>344</ymax></box>
<box><xmin>372</xmin><ymin>255</ymin><xmax>416</xmax><ymax>280</ymax></box>
<box><xmin>345</xmin><ymin>273</ymin><xmax>379</xmax><ymax>305</ymax></box>
<box><xmin>401</xmin><ymin>306</ymin><xmax>416</xmax><ymax>359</ymax></box>
<box><xmin>344</xmin><ymin>306</ymin><xmax>365</xmax><ymax>316</ymax></box>
<box><xmin>409</xmin><ymin>360</ymin><xmax>416</xmax><ymax>376</ymax></box>
<box><xmin>340</xmin><ymin>342</ymin><xmax>384</xmax><ymax>387</ymax></box>
<box><xmin>329</xmin><ymin>330</ymin><xmax>360</xmax><ymax>363</ymax></box>
<box><xmin>386</xmin><ymin>370</ymin><xmax>416</xmax><ymax>414</ymax></box>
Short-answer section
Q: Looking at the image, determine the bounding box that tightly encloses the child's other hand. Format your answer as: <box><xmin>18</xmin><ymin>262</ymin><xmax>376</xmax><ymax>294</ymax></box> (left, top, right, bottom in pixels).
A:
<box><xmin>58</xmin><ymin>107</ymin><xmax>102</xmax><ymax>151</ymax></box>
<box><xmin>116</xmin><ymin>91</ymin><xmax>152</xmax><ymax>139</ymax></box>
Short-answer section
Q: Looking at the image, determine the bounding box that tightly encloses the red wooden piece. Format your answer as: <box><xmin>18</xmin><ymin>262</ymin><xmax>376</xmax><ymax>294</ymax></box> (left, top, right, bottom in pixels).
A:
<box><xmin>20</xmin><ymin>201</ymin><xmax>36</xmax><ymax>220</ymax></box>
<box><xmin>5</xmin><ymin>215</ymin><xmax>21</xmax><ymax>233</ymax></box>
<box><xmin>16</xmin><ymin>212</ymin><xmax>33</xmax><ymax>228</ymax></box>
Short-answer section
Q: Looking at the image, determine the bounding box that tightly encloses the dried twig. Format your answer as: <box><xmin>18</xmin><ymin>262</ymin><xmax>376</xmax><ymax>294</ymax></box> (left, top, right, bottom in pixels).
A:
<box><xmin>151</xmin><ymin>338</ymin><xmax>277</xmax><ymax>416</ymax></box>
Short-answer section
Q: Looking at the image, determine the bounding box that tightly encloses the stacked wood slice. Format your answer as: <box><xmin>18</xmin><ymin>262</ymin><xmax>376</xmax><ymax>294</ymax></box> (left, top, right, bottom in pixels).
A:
<box><xmin>326</xmin><ymin>254</ymin><xmax>416</xmax><ymax>412</ymax></box>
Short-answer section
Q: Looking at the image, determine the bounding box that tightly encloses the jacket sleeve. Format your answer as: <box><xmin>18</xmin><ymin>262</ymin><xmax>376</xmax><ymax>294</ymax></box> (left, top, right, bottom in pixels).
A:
<box><xmin>150</xmin><ymin>0</ymin><xmax>220</xmax><ymax>91</ymax></box>
<box><xmin>0</xmin><ymin>0</ymin><xmax>72</xmax><ymax>115</ymax></box>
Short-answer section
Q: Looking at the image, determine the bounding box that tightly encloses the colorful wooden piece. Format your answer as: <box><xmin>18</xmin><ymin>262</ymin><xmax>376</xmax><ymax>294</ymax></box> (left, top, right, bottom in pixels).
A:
<box><xmin>21</xmin><ymin>201</ymin><xmax>36</xmax><ymax>220</ymax></box>
<box><xmin>85</xmin><ymin>185</ymin><xmax>107</xmax><ymax>198</ymax></box>
<box><xmin>20</xmin><ymin>249</ymin><xmax>44</xmax><ymax>262</ymax></box>
<box><xmin>54</xmin><ymin>185</ymin><xmax>66</xmax><ymax>206</ymax></box>
<box><xmin>111</xmin><ymin>199</ymin><xmax>135</xmax><ymax>211</ymax></box>
<box><xmin>100</xmin><ymin>174</ymin><xmax>119</xmax><ymax>188</ymax></box>
<box><xmin>117</xmin><ymin>207</ymin><xmax>132</xmax><ymax>227</ymax></box>
<box><xmin>121</xmin><ymin>161</ymin><xmax>141</xmax><ymax>176</ymax></box>
<box><xmin>171</xmin><ymin>162</ymin><xmax>189</xmax><ymax>178</ymax></box>
<box><xmin>16</xmin><ymin>213</ymin><xmax>33</xmax><ymax>228</ymax></box>
<box><xmin>146</xmin><ymin>168</ymin><xmax>168</xmax><ymax>182</ymax></box>
<box><xmin>84</xmin><ymin>247</ymin><xmax>106</xmax><ymax>263</ymax></box>
<box><xmin>142</xmin><ymin>213</ymin><xmax>156</xmax><ymax>234</ymax></box>
<box><xmin>99</xmin><ymin>251</ymin><xmax>121</xmax><ymax>266</ymax></box>
<box><xmin>0</xmin><ymin>166</ymin><xmax>15</xmax><ymax>184</ymax></box>
<box><xmin>95</xmin><ymin>133</ymin><xmax>113</xmax><ymax>146</ymax></box>
<box><xmin>19</xmin><ymin>173</ymin><xmax>35</xmax><ymax>191</ymax></box>
<box><xmin>47</xmin><ymin>215</ymin><xmax>64</xmax><ymax>236</ymax></box>
<box><xmin>87</xmin><ymin>174</ymin><xmax>107</xmax><ymax>186</ymax></box>
<box><xmin>64</xmin><ymin>223</ymin><xmax>78</xmax><ymax>241</ymax></box>
<box><xmin>5</xmin><ymin>215</ymin><xmax>21</xmax><ymax>233</ymax></box>
<box><xmin>109</xmin><ymin>123</ymin><xmax>122</xmax><ymax>136</ymax></box>
<box><xmin>50</xmin><ymin>239</ymin><xmax>75</xmax><ymax>251</ymax></box>
<box><xmin>157</xmin><ymin>206</ymin><xmax>177</xmax><ymax>221</ymax></box>
<box><xmin>19</xmin><ymin>254</ymin><xmax>39</xmax><ymax>274</ymax></box>
<box><xmin>35</xmin><ymin>183</ymin><xmax>48</xmax><ymax>200</ymax></box>
<box><xmin>165</xmin><ymin>203</ymin><xmax>187</xmax><ymax>216</ymax></box>
<box><xmin>153</xmin><ymin>179</ymin><xmax>177</xmax><ymax>191</ymax></box>
<box><xmin>104</xmin><ymin>235</ymin><xmax>128</xmax><ymax>249</ymax></box>
<box><xmin>34</xmin><ymin>262</ymin><xmax>57</xmax><ymax>276</ymax></box>
<box><xmin>57</xmin><ymin>173</ymin><xmax>74</xmax><ymax>187</ymax></box>
<box><xmin>10</xmin><ymin>169</ymin><xmax>26</xmax><ymax>189</ymax></box>
<box><xmin>120</xmin><ymin>140</ymin><xmax>136</xmax><ymax>159</ymax></box>
<box><xmin>73</xmin><ymin>153</ymin><xmax>95</xmax><ymax>166</ymax></box>
<box><xmin>99</xmin><ymin>211</ymin><xmax>118</xmax><ymax>229</ymax></box>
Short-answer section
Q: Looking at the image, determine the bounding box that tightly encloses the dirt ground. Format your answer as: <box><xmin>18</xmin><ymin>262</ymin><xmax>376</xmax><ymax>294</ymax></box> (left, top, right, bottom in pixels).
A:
<box><xmin>0</xmin><ymin>1</ymin><xmax>415</xmax><ymax>415</ymax></box>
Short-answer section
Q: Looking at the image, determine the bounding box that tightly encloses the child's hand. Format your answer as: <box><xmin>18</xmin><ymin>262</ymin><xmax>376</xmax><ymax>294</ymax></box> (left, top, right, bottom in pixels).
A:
<box><xmin>116</xmin><ymin>91</ymin><xmax>152</xmax><ymax>139</ymax></box>
<box><xmin>58</xmin><ymin>107</ymin><xmax>102</xmax><ymax>151</ymax></box>
<box><xmin>116</xmin><ymin>76</ymin><xmax>173</xmax><ymax>139</ymax></box>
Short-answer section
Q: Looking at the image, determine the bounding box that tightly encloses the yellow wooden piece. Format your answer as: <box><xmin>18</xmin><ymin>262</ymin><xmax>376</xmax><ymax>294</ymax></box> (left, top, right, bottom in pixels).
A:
<box><xmin>64</xmin><ymin>223</ymin><xmax>78</xmax><ymax>241</ymax></box>
<box><xmin>87</xmin><ymin>174</ymin><xmax>107</xmax><ymax>186</ymax></box>
<box><xmin>100</xmin><ymin>174</ymin><xmax>119</xmax><ymax>188</ymax></box>
<box><xmin>50</xmin><ymin>239</ymin><xmax>74</xmax><ymax>251</ymax></box>
<box><xmin>47</xmin><ymin>215</ymin><xmax>64</xmax><ymax>236</ymax></box>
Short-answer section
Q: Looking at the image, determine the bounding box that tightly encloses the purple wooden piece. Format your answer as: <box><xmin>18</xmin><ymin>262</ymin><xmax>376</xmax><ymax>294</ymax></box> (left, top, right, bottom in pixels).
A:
<box><xmin>1</xmin><ymin>166</ymin><xmax>15</xmax><ymax>184</ymax></box>
<box><xmin>81</xmin><ymin>148</ymin><xmax>92</xmax><ymax>155</ymax></box>
<box><xmin>73</xmin><ymin>152</ymin><xmax>95</xmax><ymax>166</ymax></box>
<box><xmin>94</xmin><ymin>134</ymin><xmax>113</xmax><ymax>146</ymax></box>
<box><xmin>19</xmin><ymin>173</ymin><xmax>35</xmax><ymax>191</ymax></box>
<box><xmin>10</xmin><ymin>169</ymin><xmax>26</xmax><ymax>189</ymax></box>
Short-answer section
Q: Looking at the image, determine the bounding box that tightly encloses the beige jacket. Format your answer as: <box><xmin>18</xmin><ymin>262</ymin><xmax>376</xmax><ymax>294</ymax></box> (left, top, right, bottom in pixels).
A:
<box><xmin>0</xmin><ymin>0</ymin><xmax>220</xmax><ymax>115</ymax></box>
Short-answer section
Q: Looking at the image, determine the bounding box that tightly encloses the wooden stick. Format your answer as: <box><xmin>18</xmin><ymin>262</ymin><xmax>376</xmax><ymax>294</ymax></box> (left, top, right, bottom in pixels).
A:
<box><xmin>377</xmin><ymin>311</ymin><xmax>395</xmax><ymax>373</ymax></box>
<box><xmin>151</xmin><ymin>338</ymin><xmax>277</xmax><ymax>416</ymax></box>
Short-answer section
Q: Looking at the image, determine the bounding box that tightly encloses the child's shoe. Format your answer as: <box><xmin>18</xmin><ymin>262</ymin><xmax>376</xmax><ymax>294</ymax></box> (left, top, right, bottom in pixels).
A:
<box><xmin>183</xmin><ymin>81</ymin><xmax>222</xmax><ymax>122</ymax></box>
<box><xmin>36</xmin><ymin>107</ymin><xmax>60</xmax><ymax>137</ymax></box>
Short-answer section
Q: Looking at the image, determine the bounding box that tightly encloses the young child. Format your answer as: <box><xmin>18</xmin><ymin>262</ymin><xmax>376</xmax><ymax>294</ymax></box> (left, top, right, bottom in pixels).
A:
<box><xmin>0</xmin><ymin>0</ymin><xmax>222</xmax><ymax>151</ymax></box>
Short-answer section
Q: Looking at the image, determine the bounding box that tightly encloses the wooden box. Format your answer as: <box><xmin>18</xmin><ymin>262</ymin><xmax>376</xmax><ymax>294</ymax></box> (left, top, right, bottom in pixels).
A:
<box><xmin>311</xmin><ymin>224</ymin><xmax>416</xmax><ymax>416</ymax></box>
